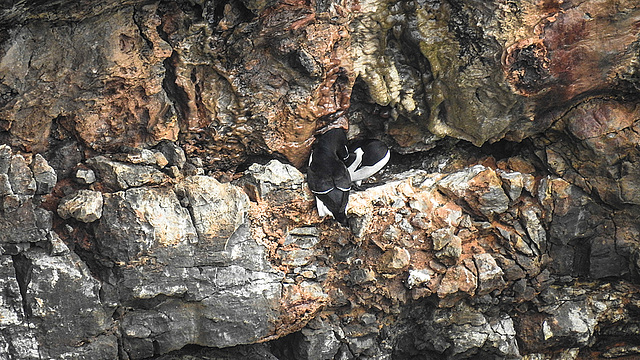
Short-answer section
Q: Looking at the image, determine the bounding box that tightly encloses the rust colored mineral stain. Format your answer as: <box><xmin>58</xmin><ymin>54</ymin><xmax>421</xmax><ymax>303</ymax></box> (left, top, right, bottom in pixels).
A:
<box><xmin>505</xmin><ymin>0</ymin><xmax>640</xmax><ymax>106</ymax></box>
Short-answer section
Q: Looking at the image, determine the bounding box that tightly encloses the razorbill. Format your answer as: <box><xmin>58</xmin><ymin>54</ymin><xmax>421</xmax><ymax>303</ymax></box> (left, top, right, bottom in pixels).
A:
<box><xmin>307</xmin><ymin>128</ymin><xmax>351</xmax><ymax>225</ymax></box>
<box><xmin>344</xmin><ymin>139</ymin><xmax>390</xmax><ymax>186</ymax></box>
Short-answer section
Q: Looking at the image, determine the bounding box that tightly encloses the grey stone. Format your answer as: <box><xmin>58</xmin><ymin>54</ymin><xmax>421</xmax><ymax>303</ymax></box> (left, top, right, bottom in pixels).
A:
<box><xmin>348</xmin><ymin>214</ymin><xmax>371</xmax><ymax>239</ymax></box>
<box><xmin>382</xmin><ymin>225</ymin><xmax>401</xmax><ymax>242</ymax></box>
<box><xmin>432</xmin><ymin>228</ymin><xmax>462</xmax><ymax>266</ymax></box>
<box><xmin>0</xmin><ymin>145</ymin><xmax>11</xmax><ymax>174</ymax></box>
<box><xmin>478</xmin><ymin>185</ymin><xmax>510</xmax><ymax>217</ymax></box>
<box><xmin>121</xmin><ymin>265</ymin><xmax>282</xmax><ymax>356</ymax></box>
<box><xmin>378</xmin><ymin>246</ymin><xmax>411</xmax><ymax>273</ymax></box>
<box><xmin>238</xmin><ymin>160</ymin><xmax>305</xmax><ymax>199</ymax></box>
<box><xmin>92</xmin><ymin>173</ymin><xmax>282</xmax><ymax>357</ymax></box>
<box><xmin>34</xmin><ymin>207</ymin><xmax>52</xmax><ymax>232</ymax></box>
<box><xmin>437</xmin><ymin>165</ymin><xmax>509</xmax><ymax>217</ymax></box>
<box><xmin>47</xmin><ymin>231</ymin><xmax>69</xmax><ymax>256</ymax></box>
<box><xmin>155</xmin><ymin>140</ymin><xmax>187</xmax><ymax>169</ymax></box>
<box><xmin>87</xmin><ymin>156</ymin><xmax>168</xmax><ymax>190</ymax></box>
<box><xmin>75</xmin><ymin>168</ymin><xmax>96</xmax><ymax>184</ymax></box>
<box><xmin>345</xmin><ymin>335</ymin><xmax>377</xmax><ymax>357</ymax></box>
<box><xmin>284</xmin><ymin>227</ymin><xmax>320</xmax><ymax>249</ymax></box>
<box><xmin>499</xmin><ymin>171</ymin><xmax>524</xmax><ymax>201</ymax></box>
<box><xmin>449</xmin><ymin>323</ymin><xmax>490</xmax><ymax>356</ymax></box>
<box><xmin>46</xmin><ymin>141</ymin><xmax>83</xmax><ymax>178</ymax></box>
<box><xmin>541</xmin><ymin>299</ymin><xmax>598</xmax><ymax>348</ymax></box>
<box><xmin>1</xmin><ymin>193</ymin><xmax>21</xmax><ymax>212</ymax></box>
<box><xmin>603</xmin><ymin>345</ymin><xmax>640</xmax><ymax>358</ymax></box>
<box><xmin>406</xmin><ymin>269</ymin><xmax>432</xmax><ymax>289</ymax></box>
<box><xmin>0</xmin><ymin>174</ymin><xmax>11</xmax><ymax>196</ymax></box>
<box><xmin>175</xmin><ymin>176</ymin><xmax>249</xmax><ymax>252</ymax></box>
<box><xmin>31</xmin><ymin>154</ymin><xmax>56</xmax><ymax>195</ymax></box>
<box><xmin>0</xmin><ymin>256</ymin><xmax>24</xmax><ymax>327</ymax></box>
<box><xmin>349</xmin><ymin>268</ymin><xmax>376</xmax><ymax>285</ymax></box>
<box><xmin>294</xmin><ymin>321</ymin><xmax>341</xmax><ymax>360</ymax></box>
<box><xmin>17</xmin><ymin>247</ymin><xmax>116</xmax><ymax>359</ymax></box>
<box><xmin>438</xmin><ymin>265</ymin><xmax>477</xmax><ymax>298</ymax></box>
<box><xmin>405</xmin><ymin>302</ymin><xmax>524</xmax><ymax>358</ymax></box>
<box><xmin>437</xmin><ymin>165</ymin><xmax>486</xmax><ymax>195</ymax></box>
<box><xmin>119</xmin><ymin>148</ymin><xmax>160</xmax><ymax>165</ymax></box>
<box><xmin>473</xmin><ymin>253</ymin><xmax>506</xmax><ymax>295</ymax></box>
<box><xmin>8</xmin><ymin>154</ymin><xmax>36</xmax><ymax>196</ymax></box>
<box><xmin>541</xmin><ymin>178</ymin><xmax>602</xmax><ymax>243</ymax></box>
<box><xmin>289</xmin><ymin>226</ymin><xmax>320</xmax><ymax>237</ymax></box>
<box><xmin>590</xmin><ymin>232</ymin><xmax>628</xmax><ymax>279</ymax></box>
<box><xmin>0</xmin><ymin>201</ymin><xmax>46</xmax><ymax>243</ymax></box>
<box><xmin>279</xmin><ymin>248</ymin><xmax>317</xmax><ymax>267</ymax></box>
<box><xmin>0</xmin><ymin>325</ymin><xmax>40</xmax><ymax>359</ymax></box>
<box><xmin>487</xmin><ymin>315</ymin><xmax>520</xmax><ymax>358</ymax></box>
<box><xmin>520</xmin><ymin>206</ymin><xmax>546</xmax><ymax>254</ymax></box>
<box><xmin>95</xmin><ymin>186</ymin><xmax>197</xmax><ymax>265</ymax></box>
<box><xmin>57</xmin><ymin>189</ymin><xmax>103</xmax><ymax>223</ymax></box>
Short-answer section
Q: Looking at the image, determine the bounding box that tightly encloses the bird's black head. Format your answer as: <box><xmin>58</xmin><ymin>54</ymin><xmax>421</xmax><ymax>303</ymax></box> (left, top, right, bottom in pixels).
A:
<box><xmin>316</xmin><ymin>128</ymin><xmax>348</xmax><ymax>160</ymax></box>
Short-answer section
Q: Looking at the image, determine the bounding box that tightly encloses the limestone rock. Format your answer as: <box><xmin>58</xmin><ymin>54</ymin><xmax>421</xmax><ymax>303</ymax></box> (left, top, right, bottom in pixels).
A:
<box><xmin>438</xmin><ymin>265</ymin><xmax>477</xmax><ymax>298</ymax></box>
<box><xmin>0</xmin><ymin>148</ymin><xmax>54</xmax><ymax>244</ymax></box>
<box><xmin>0</xmin><ymin>255</ymin><xmax>24</xmax><ymax>328</ymax></box>
<box><xmin>31</xmin><ymin>154</ymin><xmax>57</xmax><ymax>195</ymax></box>
<box><xmin>396</xmin><ymin>302</ymin><xmax>520</xmax><ymax>359</ymax></box>
<box><xmin>45</xmin><ymin>143</ymin><xmax>82</xmax><ymax>181</ymax></box>
<box><xmin>155</xmin><ymin>140</ymin><xmax>186</xmax><ymax>169</ymax></box>
<box><xmin>473</xmin><ymin>253</ymin><xmax>506</xmax><ymax>296</ymax></box>
<box><xmin>237</xmin><ymin>160</ymin><xmax>306</xmax><ymax>200</ymax></box>
<box><xmin>0</xmin><ymin>145</ymin><xmax>11</xmax><ymax>174</ymax></box>
<box><xmin>8</xmin><ymin>154</ymin><xmax>36</xmax><ymax>196</ymax></box>
<box><xmin>0</xmin><ymin>199</ymin><xmax>47</xmax><ymax>243</ymax></box>
<box><xmin>538</xmin><ymin>99</ymin><xmax>640</xmax><ymax>208</ymax></box>
<box><xmin>75</xmin><ymin>168</ymin><xmax>96</xmax><ymax>184</ymax></box>
<box><xmin>92</xmin><ymin>174</ymin><xmax>282</xmax><ymax>358</ymax></box>
<box><xmin>0</xmin><ymin>6</ymin><xmax>176</xmax><ymax>153</ymax></box>
<box><xmin>378</xmin><ymin>246</ymin><xmax>411</xmax><ymax>273</ymax></box>
<box><xmin>437</xmin><ymin>165</ymin><xmax>509</xmax><ymax>217</ymax></box>
<box><xmin>0</xmin><ymin>174</ymin><xmax>11</xmax><ymax>196</ymax></box>
<box><xmin>284</xmin><ymin>227</ymin><xmax>320</xmax><ymax>249</ymax></box>
<box><xmin>432</xmin><ymin>228</ymin><xmax>462</xmax><ymax>266</ymax></box>
<box><xmin>95</xmin><ymin>186</ymin><xmax>198</xmax><ymax>265</ymax></box>
<box><xmin>87</xmin><ymin>156</ymin><xmax>168</xmax><ymax>190</ymax></box>
<box><xmin>13</xmin><ymin>246</ymin><xmax>117</xmax><ymax>359</ymax></box>
<box><xmin>175</xmin><ymin>175</ymin><xmax>249</xmax><ymax>251</ymax></box>
<box><xmin>406</xmin><ymin>269</ymin><xmax>432</xmax><ymax>290</ymax></box>
<box><xmin>57</xmin><ymin>189</ymin><xmax>103</xmax><ymax>223</ymax></box>
<box><xmin>520</xmin><ymin>205</ymin><xmax>546</xmax><ymax>255</ymax></box>
<box><xmin>499</xmin><ymin>170</ymin><xmax>533</xmax><ymax>201</ymax></box>
<box><xmin>1</xmin><ymin>1</ymin><xmax>640</xmax><ymax>359</ymax></box>
<box><xmin>288</xmin><ymin>317</ymin><xmax>342</xmax><ymax>360</ymax></box>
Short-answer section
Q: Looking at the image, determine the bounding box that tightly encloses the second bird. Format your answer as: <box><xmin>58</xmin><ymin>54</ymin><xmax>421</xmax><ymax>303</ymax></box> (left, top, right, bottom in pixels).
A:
<box><xmin>345</xmin><ymin>139</ymin><xmax>390</xmax><ymax>186</ymax></box>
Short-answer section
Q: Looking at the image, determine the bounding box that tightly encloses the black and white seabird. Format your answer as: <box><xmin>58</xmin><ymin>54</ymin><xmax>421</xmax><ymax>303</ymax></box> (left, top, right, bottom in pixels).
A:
<box><xmin>307</xmin><ymin>128</ymin><xmax>352</xmax><ymax>225</ymax></box>
<box><xmin>344</xmin><ymin>139</ymin><xmax>390</xmax><ymax>186</ymax></box>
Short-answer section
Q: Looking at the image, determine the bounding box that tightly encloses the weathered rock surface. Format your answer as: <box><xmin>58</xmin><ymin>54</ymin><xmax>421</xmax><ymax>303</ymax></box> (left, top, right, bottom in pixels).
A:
<box><xmin>57</xmin><ymin>189</ymin><xmax>103</xmax><ymax>223</ymax></box>
<box><xmin>0</xmin><ymin>146</ymin><xmax>117</xmax><ymax>359</ymax></box>
<box><xmin>1</xmin><ymin>1</ymin><xmax>640</xmax><ymax>359</ymax></box>
<box><xmin>1</xmin><ymin>141</ymin><xmax>639</xmax><ymax>359</ymax></box>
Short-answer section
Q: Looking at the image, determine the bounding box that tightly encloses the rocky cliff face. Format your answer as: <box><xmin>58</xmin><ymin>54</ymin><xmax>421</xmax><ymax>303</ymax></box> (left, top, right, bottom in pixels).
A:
<box><xmin>1</xmin><ymin>0</ymin><xmax>640</xmax><ymax>359</ymax></box>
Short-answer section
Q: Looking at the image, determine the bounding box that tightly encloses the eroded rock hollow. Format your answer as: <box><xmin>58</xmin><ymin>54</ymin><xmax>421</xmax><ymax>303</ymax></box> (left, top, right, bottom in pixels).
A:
<box><xmin>1</xmin><ymin>0</ymin><xmax>640</xmax><ymax>359</ymax></box>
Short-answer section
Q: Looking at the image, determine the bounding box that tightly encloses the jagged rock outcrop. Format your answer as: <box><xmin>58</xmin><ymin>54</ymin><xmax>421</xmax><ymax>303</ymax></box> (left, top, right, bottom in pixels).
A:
<box><xmin>1</xmin><ymin>0</ymin><xmax>640</xmax><ymax>359</ymax></box>
<box><xmin>0</xmin><ymin>145</ymin><xmax>117</xmax><ymax>359</ymax></box>
<box><xmin>3</xmin><ymin>1</ymin><xmax>639</xmax><ymax>168</ymax></box>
